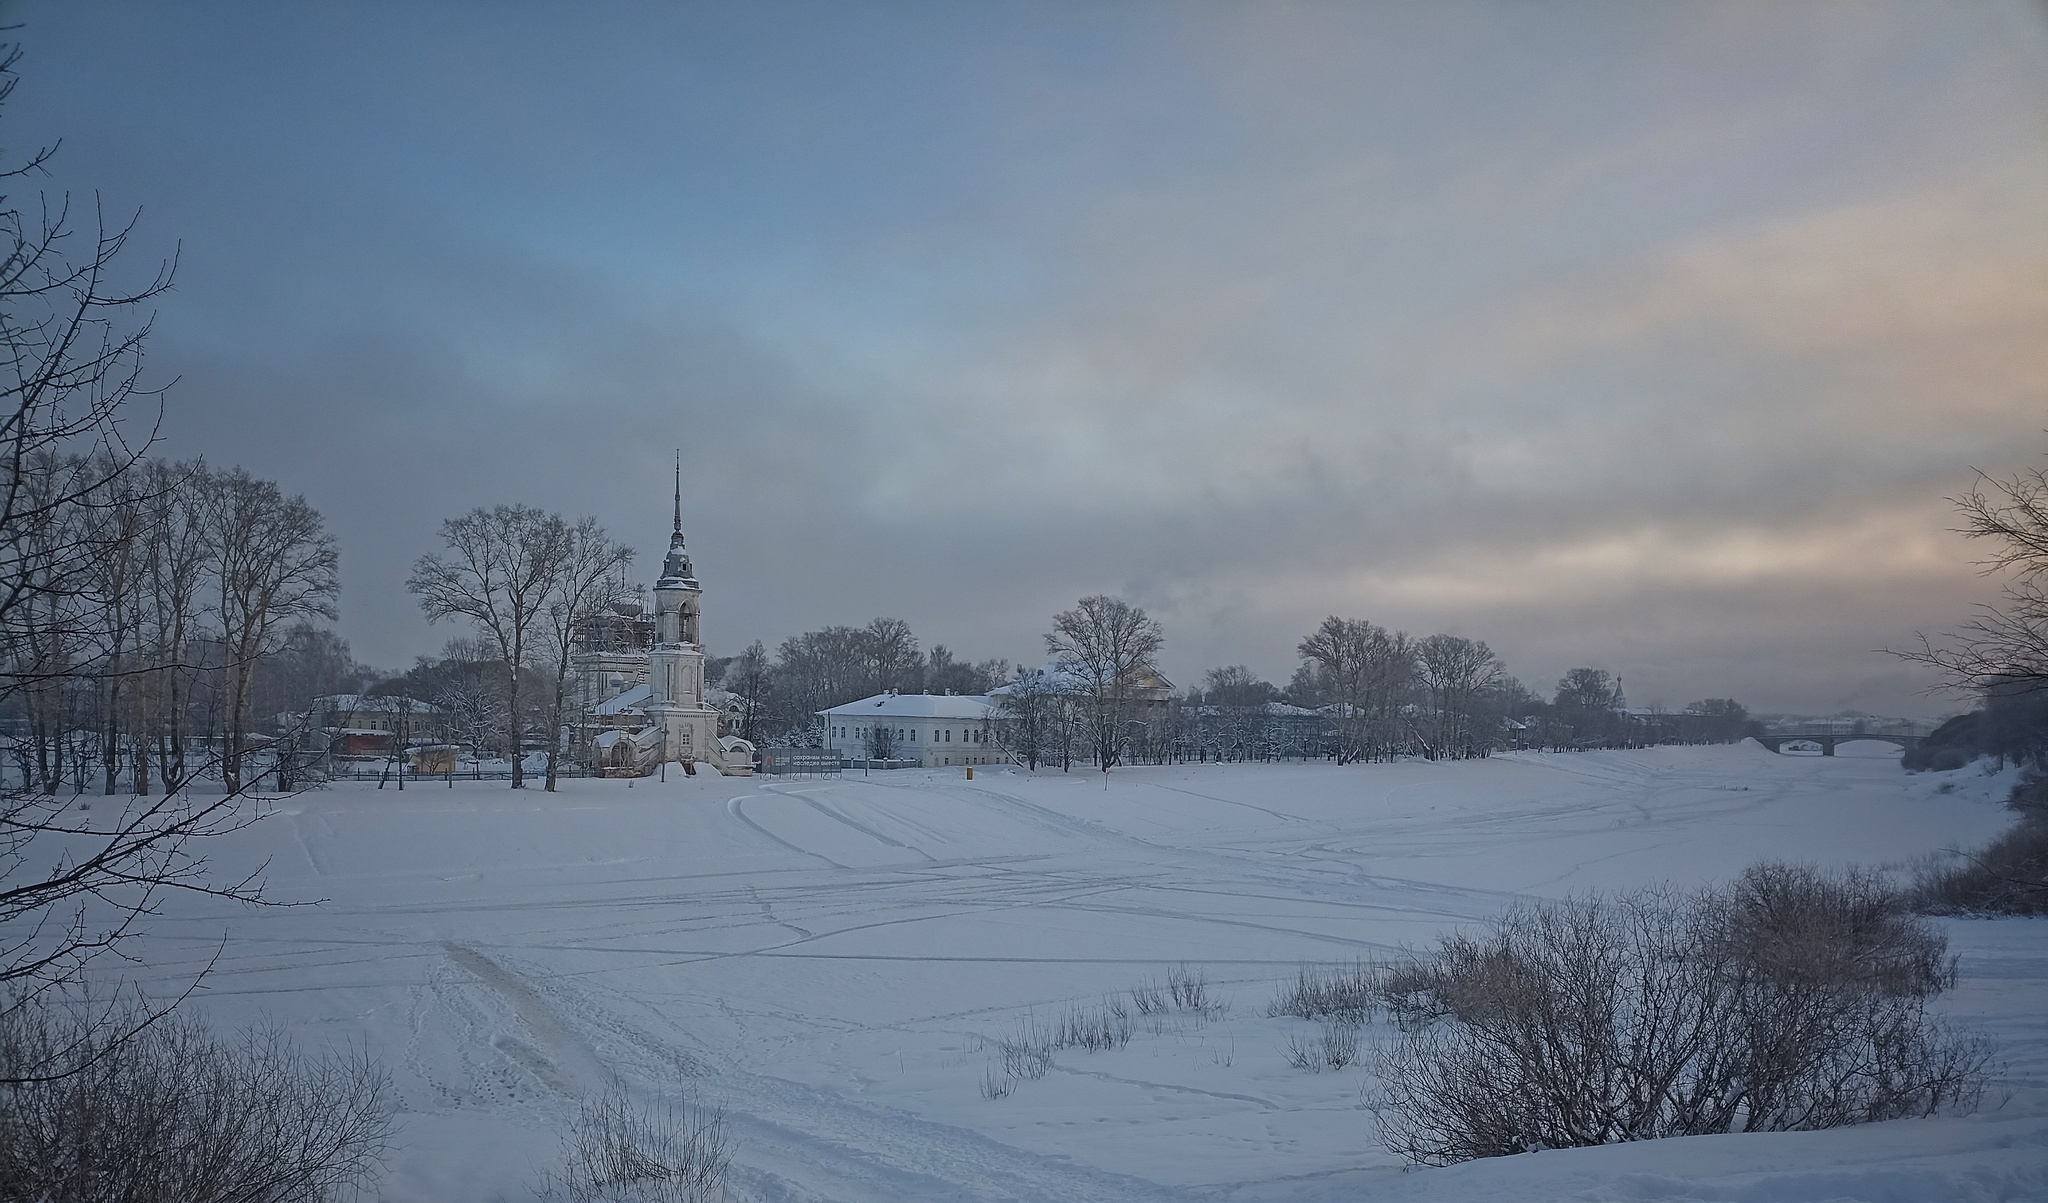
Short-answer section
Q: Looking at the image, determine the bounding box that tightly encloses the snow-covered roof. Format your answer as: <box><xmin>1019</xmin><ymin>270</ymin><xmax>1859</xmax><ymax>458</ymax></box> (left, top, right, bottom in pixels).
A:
<box><xmin>593</xmin><ymin>683</ymin><xmax>653</xmax><ymax>715</ymax></box>
<box><xmin>1261</xmin><ymin>702</ymin><xmax>1323</xmax><ymax>717</ymax></box>
<box><xmin>989</xmin><ymin>660</ymin><xmax>1092</xmax><ymax>697</ymax></box>
<box><xmin>818</xmin><ymin>693</ymin><xmax>996</xmax><ymax>720</ymax></box>
<box><xmin>313</xmin><ymin>694</ymin><xmax>448</xmax><ymax>714</ymax></box>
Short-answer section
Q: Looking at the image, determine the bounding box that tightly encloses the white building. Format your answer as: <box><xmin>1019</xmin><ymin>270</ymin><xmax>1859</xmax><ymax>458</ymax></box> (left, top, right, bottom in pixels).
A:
<box><xmin>818</xmin><ymin>693</ymin><xmax>1001</xmax><ymax>768</ymax></box>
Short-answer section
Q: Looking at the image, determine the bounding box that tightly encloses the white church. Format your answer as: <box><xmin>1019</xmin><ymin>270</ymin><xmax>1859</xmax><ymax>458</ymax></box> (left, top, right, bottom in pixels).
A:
<box><xmin>574</xmin><ymin>472</ymin><xmax>755</xmax><ymax>776</ymax></box>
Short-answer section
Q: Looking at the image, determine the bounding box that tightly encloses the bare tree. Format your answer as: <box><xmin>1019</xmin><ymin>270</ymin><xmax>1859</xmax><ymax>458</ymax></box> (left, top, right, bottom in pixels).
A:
<box><xmin>0</xmin><ymin>39</ymin><xmax>286</xmax><ymax>1072</ymax></box>
<box><xmin>1899</xmin><ymin>454</ymin><xmax>2048</xmax><ymax>693</ymax></box>
<box><xmin>420</xmin><ymin>637</ymin><xmax>506</xmax><ymax>761</ymax></box>
<box><xmin>862</xmin><ymin>617</ymin><xmax>922</xmax><ymax>696</ymax></box>
<box><xmin>992</xmin><ymin>665</ymin><xmax>1064</xmax><ymax>772</ymax></box>
<box><xmin>925</xmin><ymin>643</ymin><xmax>977</xmax><ymax>695</ymax></box>
<box><xmin>1553</xmin><ymin>666</ymin><xmax>1622</xmax><ymax>748</ymax></box>
<box><xmin>862</xmin><ymin>721</ymin><xmax>900</xmax><ymax>762</ymax></box>
<box><xmin>0</xmin><ymin>56</ymin><xmax>175</xmax><ymax>675</ymax></box>
<box><xmin>1414</xmin><ymin>635</ymin><xmax>1505</xmax><ymax>760</ymax></box>
<box><xmin>1045</xmin><ymin>595</ymin><xmax>1163</xmax><ymax>772</ymax></box>
<box><xmin>537</xmin><ymin>518</ymin><xmax>634</xmax><ymax>791</ymax></box>
<box><xmin>1298</xmin><ymin>617</ymin><xmax>1415</xmax><ymax>764</ymax></box>
<box><xmin>770</xmin><ymin>624</ymin><xmax>869</xmax><ymax>733</ymax></box>
<box><xmin>1201</xmin><ymin>665</ymin><xmax>1278</xmax><ymax>708</ymax></box>
<box><xmin>203</xmin><ymin>467</ymin><xmax>340</xmax><ymax>793</ymax></box>
<box><xmin>136</xmin><ymin>459</ymin><xmax>208</xmax><ymax>794</ymax></box>
<box><xmin>408</xmin><ymin>505</ymin><xmax>572</xmax><ymax>789</ymax></box>
<box><xmin>83</xmin><ymin>457</ymin><xmax>145</xmax><ymax>795</ymax></box>
<box><xmin>724</xmin><ymin>640</ymin><xmax>773</xmax><ymax>742</ymax></box>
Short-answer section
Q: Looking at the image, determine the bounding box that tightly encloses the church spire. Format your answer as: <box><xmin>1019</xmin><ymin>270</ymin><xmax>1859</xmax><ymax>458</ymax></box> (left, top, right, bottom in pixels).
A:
<box><xmin>656</xmin><ymin>449</ymin><xmax>695</xmax><ymax>588</ymax></box>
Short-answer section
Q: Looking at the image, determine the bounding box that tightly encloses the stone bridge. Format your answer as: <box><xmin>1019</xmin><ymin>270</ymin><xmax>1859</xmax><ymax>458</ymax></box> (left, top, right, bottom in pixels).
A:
<box><xmin>1754</xmin><ymin>730</ymin><xmax>1924</xmax><ymax>757</ymax></box>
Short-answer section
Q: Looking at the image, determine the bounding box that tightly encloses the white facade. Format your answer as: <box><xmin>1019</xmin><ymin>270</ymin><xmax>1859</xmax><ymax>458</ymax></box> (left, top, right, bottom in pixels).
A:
<box><xmin>818</xmin><ymin>693</ymin><xmax>1002</xmax><ymax>768</ymax></box>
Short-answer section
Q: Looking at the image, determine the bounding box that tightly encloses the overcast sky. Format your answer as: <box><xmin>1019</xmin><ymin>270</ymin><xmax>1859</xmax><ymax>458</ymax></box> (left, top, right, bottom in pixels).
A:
<box><xmin>13</xmin><ymin>2</ymin><xmax>2046</xmax><ymax>716</ymax></box>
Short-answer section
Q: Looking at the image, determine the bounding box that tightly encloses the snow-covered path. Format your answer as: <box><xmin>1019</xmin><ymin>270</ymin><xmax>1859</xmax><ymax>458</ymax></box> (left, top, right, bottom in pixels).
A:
<box><xmin>122</xmin><ymin>744</ymin><xmax>2046</xmax><ymax>1201</ymax></box>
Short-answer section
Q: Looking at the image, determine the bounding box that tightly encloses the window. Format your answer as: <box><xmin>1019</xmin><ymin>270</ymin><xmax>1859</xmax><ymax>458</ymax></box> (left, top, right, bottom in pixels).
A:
<box><xmin>945</xmin><ymin>729</ymin><xmax>952</xmax><ymax>742</ymax></box>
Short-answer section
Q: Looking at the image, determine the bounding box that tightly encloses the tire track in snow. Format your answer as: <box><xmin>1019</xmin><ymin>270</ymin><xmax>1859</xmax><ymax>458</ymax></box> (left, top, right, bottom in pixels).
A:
<box><xmin>441</xmin><ymin>942</ymin><xmax>607</xmax><ymax>1095</ymax></box>
<box><xmin>714</xmin><ymin>1070</ymin><xmax>1195</xmax><ymax>1203</ymax></box>
<box><xmin>790</xmin><ymin>793</ymin><xmax>936</xmax><ymax>862</ymax></box>
<box><xmin>728</xmin><ymin>795</ymin><xmax>850</xmax><ymax>868</ymax></box>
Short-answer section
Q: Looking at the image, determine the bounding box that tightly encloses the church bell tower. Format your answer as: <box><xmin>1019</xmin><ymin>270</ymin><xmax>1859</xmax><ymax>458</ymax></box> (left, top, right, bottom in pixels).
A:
<box><xmin>645</xmin><ymin>452</ymin><xmax>715</xmax><ymax>764</ymax></box>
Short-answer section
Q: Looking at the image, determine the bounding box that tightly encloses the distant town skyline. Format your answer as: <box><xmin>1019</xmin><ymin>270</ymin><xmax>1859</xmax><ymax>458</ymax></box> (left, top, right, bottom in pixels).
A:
<box><xmin>14</xmin><ymin>3</ymin><xmax>2046</xmax><ymax>716</ymax></box>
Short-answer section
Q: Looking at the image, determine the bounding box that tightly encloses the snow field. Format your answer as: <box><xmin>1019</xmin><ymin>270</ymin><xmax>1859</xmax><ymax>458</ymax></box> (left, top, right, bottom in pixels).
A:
<box><xmin>115</xmin><ymin>743</ymin><xmax>2046</xmax><ymax>1201</ymax></box>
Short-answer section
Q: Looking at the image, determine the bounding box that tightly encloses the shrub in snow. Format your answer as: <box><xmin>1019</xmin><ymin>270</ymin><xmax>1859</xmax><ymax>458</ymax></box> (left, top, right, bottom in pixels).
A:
<box><xmin>1131</xmin><ymin>966</ymin><xmax>1223</xmax><ymax>1024</ymax></box>
<box><xmin>1269</xmin><ymin>960</ymin><xmax>1383</xmax><ymax>1026</ymax></box>
<box><xmin>1914</xmin><ymin>777</ymin><xmax>2048</xmax><ymax>916</ymax></box>
<box><xmin>0</xmin><ymin>993</ymin><xmax>392</xmax><ymax>1202</ymax></box>
<box><xmin>537</xmin><ymin>1077</ymin><xmax>729</xmax><ymax>1203</ymax></box>
<box><xmin>1285</xmin><ymin>1020</ymin><xmax>1359</xmax><ymax>1073</ymax></box>
<box><xmin>1373</xmin><ymin>865</ymin><xmax>1992</xmax><ymax>1165</ymax></box>
<box><xmin>1167</xmin><ymin>963</ymin><xmax>1221</xmax><ymax>1015</ymax></box>
<box><xmin>1054</xmin><ymin>997</ymin><xmax>1134</xmax><ymax>1051</ymax></box>
<box><xmin>994</xmin><ymin>1026</ymin><xmax>1055</xmax><ymax>1080</ymax></box>
<box><xmin>982</xmin><ymin>981</ymin><xmax>1213</xmax><ymax>1098</ymax></box>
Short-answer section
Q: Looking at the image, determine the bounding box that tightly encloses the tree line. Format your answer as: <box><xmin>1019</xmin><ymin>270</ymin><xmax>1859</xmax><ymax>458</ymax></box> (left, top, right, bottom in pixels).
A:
<box><xmin>0</xmin><ymin>452</ymin><xmax>340</xmax><ymax>796</ymax></box>
<box><xmin>0</xmin><ymin>452</ymin><xmax>1763</xmax><ymax>792</ymax></box>
<box><xmin>987</xmin><ymin>612</ymin><xmax>1754</xmax><ymax>772</ymax></box>
<box><xmin>712</xmin><ymin>619</ymin><xmax>1012</xmax><ymax>745</ymax></box>
<box><xmin>708</xmin><ymin>593</ymin><xmax>1757</xmax><ymax>771</ymax></box>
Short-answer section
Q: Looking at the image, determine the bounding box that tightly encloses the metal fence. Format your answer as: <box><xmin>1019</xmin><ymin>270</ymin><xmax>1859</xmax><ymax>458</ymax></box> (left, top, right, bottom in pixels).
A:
<box><xmin>335</xmin><ymin>765</ymin><xmax>600</xmax><ymax>783</ymax></box>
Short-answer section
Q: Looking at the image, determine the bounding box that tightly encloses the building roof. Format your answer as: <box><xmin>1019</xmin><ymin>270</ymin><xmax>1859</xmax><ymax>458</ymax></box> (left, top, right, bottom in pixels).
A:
<box><xmin>818</xmin><ymin>692</ymin><xmax>996</xmax><ymax>720</ymax></box>
<box><xmin>593</xmin><ymin>683</ymin><xmax>653</xmax><ymax>715</ymax></box>
<box><xmin>313</xmin><ymin>693</ymin><xmax>449</xmax><ymax>714</ymax></box>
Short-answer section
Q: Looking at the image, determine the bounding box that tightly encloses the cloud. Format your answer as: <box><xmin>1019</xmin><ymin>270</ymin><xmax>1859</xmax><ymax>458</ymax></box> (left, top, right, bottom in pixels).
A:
<box><xmin>15</xmin><ymin>0</ymin><xmax>2046</xmax><ymax>717</ymax></box>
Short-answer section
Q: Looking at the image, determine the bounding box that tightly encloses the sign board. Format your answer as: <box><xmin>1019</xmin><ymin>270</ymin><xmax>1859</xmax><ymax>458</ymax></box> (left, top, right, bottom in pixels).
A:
<box><xmin>758</xmin><ymin>748</ymin><xmax>843</xmax><ymax>776</ymax></box>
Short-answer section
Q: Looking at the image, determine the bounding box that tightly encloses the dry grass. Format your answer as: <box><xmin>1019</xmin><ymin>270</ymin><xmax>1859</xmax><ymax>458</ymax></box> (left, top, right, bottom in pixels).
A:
<box><xmin>1284</xmin><ymin>1020</ymin><xmax>1360</xmax><ymax>1073</ymax></box>
<box><xmin>536</xmin><ymin>1077</ymin><xmax>730</xmax><ymax>1203</ymax></box>
<box><xmin>1268</xmin><ymin>960</ymin><xmax>1384</xmax><ymax>1025</ymax></box>
<box><xmin>1913</xmin><ymin>780</ymin><xmax>2048</xmax><ymax>916</ymax></box>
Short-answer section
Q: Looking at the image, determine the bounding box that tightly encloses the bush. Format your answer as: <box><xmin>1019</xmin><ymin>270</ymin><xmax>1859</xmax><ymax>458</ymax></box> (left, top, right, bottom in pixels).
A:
<box><xmin>538</xmin><ymin>1077</ymin><xmax>730</xmax><ymax>1203</ymax></box>
<box><xmin>1167</xmin><ymin>964</ymin><xmax>1218</xmax><ymax>1014</ymax></box>
<box><xmin>1284</xmin><ymin>1020</ymin><xmax>1359</xmax><ymax>1072</ymax></box>
<box><xmin>0</xmin><ymin>994</ymin><xmax>392</xmax><ymax>1202</ymax></box>
<box><xmin>1715</xmin><ymin>862</ymin><xmax>1955</xmax><ymax>995</ymax></box>
<box><xmin>1373</xmin><ymin>867</ymin><xmax>1991</xmax><ymax>1165</ymax></box>
<box><xmin>1914</xmin><ymin>807</ymin><xmax>2048</xmax><ymax>916</ymax></box>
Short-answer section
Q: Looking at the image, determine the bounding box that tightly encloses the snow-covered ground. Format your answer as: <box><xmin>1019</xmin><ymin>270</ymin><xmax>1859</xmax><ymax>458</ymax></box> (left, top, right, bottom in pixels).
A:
<box><xmin>128</xmin><ymin>743</ymin><xmax>2045</xmax><ymax>1201</ymax></box>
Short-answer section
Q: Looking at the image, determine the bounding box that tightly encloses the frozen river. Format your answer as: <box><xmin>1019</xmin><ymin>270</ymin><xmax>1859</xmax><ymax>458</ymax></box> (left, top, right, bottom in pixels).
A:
<box><xmin>126</xmin><ymin>743</ymin><xmax>2045</xmax><ymax>1201</ymax></box>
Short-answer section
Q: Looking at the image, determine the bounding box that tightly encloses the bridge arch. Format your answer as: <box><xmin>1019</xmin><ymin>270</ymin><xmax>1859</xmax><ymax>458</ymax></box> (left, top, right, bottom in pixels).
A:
<box><xmin>1753</xmin><ymin>733</ymin><xmax>1923</xmax><ymax>757</ymax></box>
